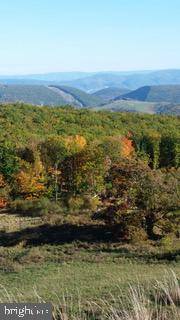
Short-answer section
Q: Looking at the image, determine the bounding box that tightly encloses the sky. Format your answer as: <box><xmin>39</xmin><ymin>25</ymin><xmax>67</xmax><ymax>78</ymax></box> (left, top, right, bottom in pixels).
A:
<box><xmin>0</xmin><ymin>0</ymin><xmax>180</xmax><ymax>75</ymax></box>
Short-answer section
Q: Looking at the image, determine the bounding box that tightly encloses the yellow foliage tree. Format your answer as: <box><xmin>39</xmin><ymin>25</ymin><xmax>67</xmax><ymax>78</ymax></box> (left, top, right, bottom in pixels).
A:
<box><xmin>64</xmin><ymin>135</ymin><xmax>86</xmax><ymax>154</ymax></box>
<box><xmin>15</xmin><ymin>158</ymin><xmax>46</xmax><ymax>199</ymax></box>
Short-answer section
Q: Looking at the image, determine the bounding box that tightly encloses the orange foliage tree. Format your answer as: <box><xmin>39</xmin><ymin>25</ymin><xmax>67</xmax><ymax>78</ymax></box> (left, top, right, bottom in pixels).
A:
<box><xmin>120</xmin><ymin>135</ymin><xmax>134</xmax><ymax>158</ymax></box>
<box><xmin>0</xmin><ymin>174</ymin><xmax>9</xmax><ymax>208</ymax></box>
<box><xmin>100</xmin><ymin>134</ymin><xmax>134</xmax><ymax>163</ymax></box>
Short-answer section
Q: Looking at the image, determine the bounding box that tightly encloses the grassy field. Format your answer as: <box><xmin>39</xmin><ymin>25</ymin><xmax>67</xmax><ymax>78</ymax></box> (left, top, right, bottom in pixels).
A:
<box><xmin>0</xmin><ymin>211</ymin><xmax>179</xmax><ymax>319</ymax></box>
<box><xmin>0</xmin><ymin>249</ymin><xmax>179</xmax><ymax>300</ymax></box>
<box><xmin>96</xmin><ymin>100</ymin><xmax>157</xmax><ymax>113</ymax></box>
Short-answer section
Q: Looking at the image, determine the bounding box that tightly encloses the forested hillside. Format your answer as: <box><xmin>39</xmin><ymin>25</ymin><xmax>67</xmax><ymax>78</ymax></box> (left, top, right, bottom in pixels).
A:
<box><xmin>0</xmin><ymin>103</ymin><xmax>179</xmax><ymax>242</ymax></box>
<box><xmin>0</xmin><ymin>103</ymin><xmax>179</xmax><ymax>144</ymax></box>
<box><xmin>0</xmin><ymin>85</ymin><xmax>67</xmax><ymax>106</ymax></box>
<box><xmin>0</xmin><ymin>85</ymin><xmax>104</xmax><ymax>107</ymax></box>
<box><xmin>0</xmin><ymin>84</ymin><xmax>180</xmax><ymax>115</ymax></box>
<box><xmin>119</xmin><ymin>85</ymin><xmax>180</xmax><ymax>103</ymax></box>
<box><xmin>49</xmin><ymin>85</ymin><xmax>104</xmax><ymax>106</ymax></box>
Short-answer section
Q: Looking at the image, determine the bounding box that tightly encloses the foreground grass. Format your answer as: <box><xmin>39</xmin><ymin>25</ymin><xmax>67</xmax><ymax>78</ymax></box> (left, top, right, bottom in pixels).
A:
<box><xmin>0</xmin><ymin>212</ymin><xmax>179</xmax><ymax>318</ymax></box>
<box><xmin>0</xmin><ymin>261</ymin><xmax>179</xmax><ymax>319</ymax></box>
<box><xmin>0</xmin><ymin>255</ymin><xmax>179</xmax><ymax>300</ymax></box>
<box><xmin>0</xmin><ymin>245</ymin><xmax>179</xmax><ymax>316</ymax></box>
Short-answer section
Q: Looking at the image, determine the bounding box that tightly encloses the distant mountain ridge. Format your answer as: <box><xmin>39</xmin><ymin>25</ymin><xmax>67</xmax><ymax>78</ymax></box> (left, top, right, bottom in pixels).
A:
<box><xmin>118</xmin><ymin>85</ymin><xmax>180</xmax><ymax>104</ymax></box>
<box><xmin>1</xmin><ymin>69</ymin><xmax>180</xmax><ymax>92</ymax></box>
<box><xmin>62</xmin><ymin>69</ymin><xmax>180</xmax><ymax>92</ymax></box>
<box><xmin>0</xmin><ymin>72</ymin><xmax>94</xmax><ymax>82</ymax></box>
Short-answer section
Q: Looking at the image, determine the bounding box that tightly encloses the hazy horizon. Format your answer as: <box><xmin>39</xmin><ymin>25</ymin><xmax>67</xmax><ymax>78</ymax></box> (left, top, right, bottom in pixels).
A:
<box><xmin>1</xmin><ymin>68</ymin><xmax>180</xmax><ymax>78</ymax></box>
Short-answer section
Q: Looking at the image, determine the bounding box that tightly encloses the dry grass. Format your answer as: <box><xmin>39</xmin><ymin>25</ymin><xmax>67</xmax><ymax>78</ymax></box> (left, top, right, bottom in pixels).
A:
<box><xmin>155</xmin><ymin>271</ymin><xmax>180</xmax><ymax>307</ymax></box>
<box><xmin>0</xmin><ymin>271</ymin><xmax>179</xmax><ymax>320</ymax></box>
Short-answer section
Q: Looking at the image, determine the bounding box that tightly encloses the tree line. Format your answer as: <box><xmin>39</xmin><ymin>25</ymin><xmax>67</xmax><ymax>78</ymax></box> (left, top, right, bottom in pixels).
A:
<box><xmin>0</xmin><ymin>103</ymin><xmax>179</xmax><ymax>241</ymax></box>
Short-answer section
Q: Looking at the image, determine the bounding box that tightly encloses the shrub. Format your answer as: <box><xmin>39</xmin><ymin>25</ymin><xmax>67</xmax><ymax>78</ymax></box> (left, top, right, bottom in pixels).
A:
<box><xmin>159</xmin><ymin>234</ymin><xmax>176</xmax><ymax>251</ymax></box>
<box><xmin>9</xmin><ymin>198</ymin><xmax>64</xmax><ymax>217</ymax></box>
<box><xmin>19</xmin><ymin>247</ymin><xmax>45</xmax><ymax>265</ymax></box>
<box><xmin>129</xmin><ymin>227</ymin><xmax>148</xmax><ymax>244</ymax></box>
<box><xmin>82</xmin><ymin>195</ymin><xmax>101</xmax><ymax>212</ymax></box>
<box><xmin>68</xmin><ymin>196</ymin><xmax>84</xmax><ymax>213</ymax></box>
<box><xmin>68</xmin><ymin>194</ymin><xmax>101</xmax><ymax>214</ymax></box>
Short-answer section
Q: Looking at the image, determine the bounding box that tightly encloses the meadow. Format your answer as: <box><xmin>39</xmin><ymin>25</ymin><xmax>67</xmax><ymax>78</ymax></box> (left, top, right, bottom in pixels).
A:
<box><xmin>0</xmin><ymin>210</ymin><xmax>179</xmax><ymax>319</ymax></box>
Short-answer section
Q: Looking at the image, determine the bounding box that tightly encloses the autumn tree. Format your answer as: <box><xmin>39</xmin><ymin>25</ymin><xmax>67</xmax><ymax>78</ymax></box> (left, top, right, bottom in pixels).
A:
<box><xmin>64</xmin><ymin>135</ymin><xmax>87</xmax><ymax>155</ymax></box>
<box><xmin>100</xmin><ymin>135</ymin><xmax>134</xmax><ymax>164</ymax></box>
<box><xmin>14</xmin><ymin>157</ymin><xmax>46</xmax><ymax>199</ymax></box>
<box><xmin>94</xmin><ymin>158</ymin><xmax>147</xmax><ymax>238</ymax></box>
<box><xmin>95</xmin><ymin>158</ymin><xmax>179</xmax><ymax>240</ymax></box>
<box><xmin>0</xmin><ymin>174</ymin><xmax>10</xmax><ymax>208</ymax></box>
<box><xmin>60</xmin><ymin>142</ymin><xmax>108</xmax><ymax>198</ymax></box>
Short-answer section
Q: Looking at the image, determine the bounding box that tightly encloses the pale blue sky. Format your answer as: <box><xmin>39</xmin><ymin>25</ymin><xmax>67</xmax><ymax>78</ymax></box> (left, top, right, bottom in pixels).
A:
<box><xmin>0</xmin><ymin>0</ymin><xmax>180</xmax><ymax>74</ymax></box>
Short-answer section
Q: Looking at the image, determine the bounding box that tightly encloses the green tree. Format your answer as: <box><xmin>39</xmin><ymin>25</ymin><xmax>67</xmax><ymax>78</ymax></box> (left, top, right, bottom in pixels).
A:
<box><xmin>137</xmin><ymin>168</ymin><xmax>180</xmax><ymax>239</ymax></box>
<box><xmin>0</xmin><ymin>142</ymin><xmax>19</xmax><ymax>181</ymax></box>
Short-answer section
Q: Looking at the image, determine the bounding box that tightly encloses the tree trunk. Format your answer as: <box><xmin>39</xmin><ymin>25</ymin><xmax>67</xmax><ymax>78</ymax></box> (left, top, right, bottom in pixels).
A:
<box><xmin>55</xmin><ymin>162</ymin><xmax>58</xmax><ymax>202</ymax></box>
<box><xmin>145</xmin><ymin>213</ymin><xmax>156</xmax><ymax>240</ymax></box>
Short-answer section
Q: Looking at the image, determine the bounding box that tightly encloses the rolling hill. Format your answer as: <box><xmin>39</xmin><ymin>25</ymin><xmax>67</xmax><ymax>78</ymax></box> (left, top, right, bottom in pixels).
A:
<box><xmin>0</xmin><ymin>84</ymin><xmax>179</xmax><ymax>115</ymax></box>
<box><xmin>155</xmin><ymin>103</ymin><xmax>180</xmax><ymax>115</ymax></box>
<box><xmin>95</xmin><ymin>100</ymin><xmax>157</xmax><ymax>114</ymax></box>
<box><xmin>95</xmin><ymin>100</ymin><xmax>180</xmax><ymax>115</ymax></box>
<box><xmin>92</xmin><ymin>87</ymin><xmax>130</xmax><ymax>101</ymax></box>
<box><xmin>0</xmin><ymin>84</ymin><xmax>104</xmax><ymax>107</ymax></box>
<box><xmin>118</xmin><ymin>85</ymin><xmax>180</xmax><ymax>104</ymax></box>
<box><xmin>49</xmin><ymin>85</ymin><xmax>104</xmax><ymax>107</ymax></box>
<box><xmin>0</xmin><ymin>85</ymin><xmax>68</xmax><ymax>106</ymax></box>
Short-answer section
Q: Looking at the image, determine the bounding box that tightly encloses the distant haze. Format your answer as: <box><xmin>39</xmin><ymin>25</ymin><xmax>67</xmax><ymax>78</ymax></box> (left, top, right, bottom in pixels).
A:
<box><xmin>1</xmin><ymin>69</ymin><xmax>180</xmax><ymax>92</ymax></box>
